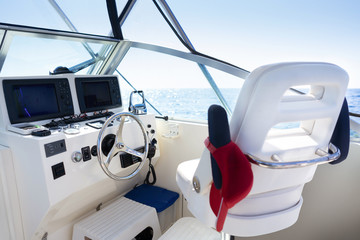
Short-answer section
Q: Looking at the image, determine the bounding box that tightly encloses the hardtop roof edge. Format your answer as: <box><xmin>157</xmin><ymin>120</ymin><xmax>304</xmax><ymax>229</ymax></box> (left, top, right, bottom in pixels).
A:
<box><xmin>0</xmin><ymin>23</ymin><xmax>118</xmax><ymax>42</ymax></box>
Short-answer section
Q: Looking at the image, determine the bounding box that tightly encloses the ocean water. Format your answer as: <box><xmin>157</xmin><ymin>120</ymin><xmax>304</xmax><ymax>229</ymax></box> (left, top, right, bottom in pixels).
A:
<box><xmin>122</xmin><ymin>87</ymin><xmax>360</xmax><ymax>139</ymax></box>
<box><xmin>124</xmin><ymin>88</ymin><xmax>360</xmax><ymax>122</ymax></box>
<box><xmin>346</xmin><ymin>89</ymin><xmax>360</xmax><ymax>115</ymax></box>
<box><xmin>124</xmin><ymin>88</ymin><xmax>240</xmax><ymax>121</ymax></box>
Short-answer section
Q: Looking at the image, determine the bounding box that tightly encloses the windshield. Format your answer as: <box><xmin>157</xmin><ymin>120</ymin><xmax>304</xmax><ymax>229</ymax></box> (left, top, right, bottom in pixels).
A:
<box><xmin>0</xmin><ymin>0</ymin><xmax>359</xmax><ymax>121</ymax></box>
<box><xmin>0</xmin><ymin>32</ymin><xmax>116</xmax><ymax>76</ymax></box>
<box><xmin>117</xmin><ymin>47</ymin><xmax>244</xmax><ymax>121</ymax></box>
<box><xmin>0</xmin><ymin>0</ymin><xmax>113</xmax><ymax>36</ymax></box>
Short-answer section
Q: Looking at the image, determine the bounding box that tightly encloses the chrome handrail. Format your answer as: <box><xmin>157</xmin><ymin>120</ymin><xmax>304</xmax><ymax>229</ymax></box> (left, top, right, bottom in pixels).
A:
<box><xmin>247</xmin><ymin>143</ymin><xmax>340</xmax><ymax>169</ymax></box>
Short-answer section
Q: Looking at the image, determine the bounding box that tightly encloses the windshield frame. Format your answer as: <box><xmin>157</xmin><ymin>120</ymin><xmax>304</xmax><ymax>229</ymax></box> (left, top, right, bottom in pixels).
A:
<box><xmin>1</xmin><ymin>0</ymin><xmax>252</xmax><ymax>117</ymax></box>
<box><xmin>0</xmin><ymin>23</ymin><xmax>120</xmax><ymax>74</ymax></box>
<box><xmin>0</xmin><ymin>23</ymin><xmax>249</xmax><ymax>78</ymax></box>
<box><xmin>0</xmin><ymin>22</ymin><xmax>251</xmax><ymax>118</ymax></box>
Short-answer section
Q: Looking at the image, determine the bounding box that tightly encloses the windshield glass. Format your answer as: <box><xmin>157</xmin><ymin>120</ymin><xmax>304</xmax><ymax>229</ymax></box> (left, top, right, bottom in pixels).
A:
<box><xmin>121</xmin><ymin>0</ymin><xmax>188</xmax><ymax>52</ymax></box>
<box><xmin>0</xmin><ymin>30</ymin><xmax>117</xmax><ymax>76</ymax></box>
<box><xmin>117</xmin><ymin>47</ymin><xmax>243</xmax><ymax>121</ymax></box>
<box><xmin>0</xmin><ymin>0</ymin><xmax>113</xmax><ymax>36</ymax></box>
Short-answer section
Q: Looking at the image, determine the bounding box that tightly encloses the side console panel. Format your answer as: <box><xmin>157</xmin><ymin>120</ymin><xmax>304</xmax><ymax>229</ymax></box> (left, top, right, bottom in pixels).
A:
<box><xmin>0</xmin><ymin>146</ymin><xmax>24</xmax><ymax>240</ymax></box>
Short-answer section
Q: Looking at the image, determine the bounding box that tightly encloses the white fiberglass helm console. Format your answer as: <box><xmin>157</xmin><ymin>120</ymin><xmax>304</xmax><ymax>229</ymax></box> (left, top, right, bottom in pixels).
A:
<box><xmin>0</xmin><ymin>74</ymin><xmax>159</xmax><ymax>240</ymax></box>
<box><xmin>175</xmin><ymin>62</ymin><xmax>348</xmax><ymax>237</ymax></box>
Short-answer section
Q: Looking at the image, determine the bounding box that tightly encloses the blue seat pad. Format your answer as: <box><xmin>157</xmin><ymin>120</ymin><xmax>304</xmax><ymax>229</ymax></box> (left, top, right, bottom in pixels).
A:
<box><xmin>125</xmin><ymin>184</ymin><xmax>179</xmax><ymax>213</ymax></box>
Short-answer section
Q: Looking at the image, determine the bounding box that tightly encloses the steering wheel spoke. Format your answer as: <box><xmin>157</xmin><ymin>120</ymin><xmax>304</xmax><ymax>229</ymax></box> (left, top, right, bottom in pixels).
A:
<box><xmin>122</xmin><ymin>145</ymin><xmax>145</xmax><ymax>159</ymax></box>
<box><xmin>115</xmin><ymin>116</ymin><xmax>126</xmax><ymax>142</ymax></box>
<box><xmin>104</xmin><ymin>145</ymin><xmax>122</xmax><ymax>167</ymax></box>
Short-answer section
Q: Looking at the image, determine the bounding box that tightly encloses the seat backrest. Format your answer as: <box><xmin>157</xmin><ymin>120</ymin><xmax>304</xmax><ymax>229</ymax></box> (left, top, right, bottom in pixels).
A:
<box><xmin>188</xmin><ymin>62</ymin><xmax>349</xmax><ymax>236</ymax></box>
<box><xmin>230</xmin><ymin>62</ymin><xmax>348</xmax><ymax>163</ymax></box>
<box><xmin>194</xmin><ymin>62</ymin><xmax>349</xmax><ymax>195</ymax></box>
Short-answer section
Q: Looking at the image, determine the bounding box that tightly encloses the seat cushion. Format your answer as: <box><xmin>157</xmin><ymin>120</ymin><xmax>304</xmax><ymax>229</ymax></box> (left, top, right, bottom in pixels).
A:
<box><xmin>124</xmin><ymin>184</ymin><xmax>179</xmax><ymax>213</ymax></box>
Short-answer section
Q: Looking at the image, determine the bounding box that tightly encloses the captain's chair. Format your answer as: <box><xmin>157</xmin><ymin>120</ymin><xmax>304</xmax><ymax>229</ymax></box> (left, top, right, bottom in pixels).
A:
<box><xmin>161</xmin><ymin>62</ymin><xmax>349</xmax><ymax>239</ymax></box>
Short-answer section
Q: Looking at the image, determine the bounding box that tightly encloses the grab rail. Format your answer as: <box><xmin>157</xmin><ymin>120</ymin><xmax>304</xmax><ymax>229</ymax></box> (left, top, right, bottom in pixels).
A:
<box><xmin>247</xmin><ymin>143</ymin><xmax>340</xmax><ymax>169</ymax></box>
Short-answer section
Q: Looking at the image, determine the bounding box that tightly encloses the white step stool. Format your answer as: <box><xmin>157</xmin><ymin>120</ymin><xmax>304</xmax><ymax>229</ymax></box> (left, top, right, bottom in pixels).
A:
<box><xmin>73</xmin><ymin>197</ymin><xmax>161</xmax><ymax>240</ymax></box>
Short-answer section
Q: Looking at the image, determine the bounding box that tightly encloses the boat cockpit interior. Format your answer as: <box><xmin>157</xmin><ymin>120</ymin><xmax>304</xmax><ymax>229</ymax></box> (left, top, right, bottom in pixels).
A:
<box><xmin>0</xmin><ymin>1</ymin><xmax>359</xmax><ymax>240</ymax></box>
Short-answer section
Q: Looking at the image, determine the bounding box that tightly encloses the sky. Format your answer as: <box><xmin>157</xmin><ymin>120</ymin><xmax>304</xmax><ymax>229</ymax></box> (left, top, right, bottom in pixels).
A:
<box><xmin>166</xmin><ymin>0</ymin><xmax>360</xmax><ymax>88</ymax></box>
<box><xmin>0</xmin><ymin>0</ymin><xmax>359</xmax><ymax>88</ymax></box>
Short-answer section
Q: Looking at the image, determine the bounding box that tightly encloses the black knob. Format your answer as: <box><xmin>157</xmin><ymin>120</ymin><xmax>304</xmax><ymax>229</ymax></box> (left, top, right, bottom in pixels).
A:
<box><xmin>91</xmin><ymin>145</ymin><xmax>98</xmax><ymax>156</ymax></box>
<box><xmin>101</xmin><ymin>134</ymin><xmax>116</xmax><ymax>156</ymax></box>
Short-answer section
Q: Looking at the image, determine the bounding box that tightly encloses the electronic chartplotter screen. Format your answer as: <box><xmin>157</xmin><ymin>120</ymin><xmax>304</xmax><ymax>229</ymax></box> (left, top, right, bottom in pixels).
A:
<box><xmin>75</xmin><ymin>76</ymin><xmax>122</xmax><ymax>113</ymax></box>
<box><xmin>3</xmin><ymin>78</ymin><xmax>74</xmax><ymax>124</ymax></box>
<box><xmin>13</xmin><ymin>84</ymin><xmax>59</xmax><ymax>118</ymax></box>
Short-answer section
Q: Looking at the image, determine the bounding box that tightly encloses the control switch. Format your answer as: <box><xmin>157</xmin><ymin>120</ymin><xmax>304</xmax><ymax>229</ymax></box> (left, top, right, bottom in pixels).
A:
<box><xmin>44</xmin><ymin>139</ymin><xmax>66</xmax><ymax>158</ymax></box>
<box><xmin>82</xmin><ymin>146</ymin><xmax>91</xmax><ymax>162</ymax></box>
<box><xmin>52</xmin><ymin>162</ymin><xmax>65</xmax><ymax>180</ymax></box>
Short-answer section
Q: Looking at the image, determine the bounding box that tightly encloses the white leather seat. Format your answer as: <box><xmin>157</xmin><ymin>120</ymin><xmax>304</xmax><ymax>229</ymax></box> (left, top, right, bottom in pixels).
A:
<box><xmin>176</xmin><ymin>62</ymin><xmax>349</xmax><ymax>237</ymax></box>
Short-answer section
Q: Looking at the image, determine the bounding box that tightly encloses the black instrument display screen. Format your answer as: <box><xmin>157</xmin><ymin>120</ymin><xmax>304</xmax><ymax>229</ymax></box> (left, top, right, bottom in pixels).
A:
<box><xmin>3</xmin><ymin>78</ymin><xmax>74</xmax><ymax>124</ymax></box>
<box><xmin>75</xmin><ymin>76</ymin><xmax>122</xmax><ymax>113</ymax></box>
<box><xmin>13</xmin><ymin>84</ymin><xmax>59</xmax><ymax>118</ymax></box>
<box><xmin>83</xmin><ymin>82</ymin><xmax>112</xmax><ymax>109</ymax></box>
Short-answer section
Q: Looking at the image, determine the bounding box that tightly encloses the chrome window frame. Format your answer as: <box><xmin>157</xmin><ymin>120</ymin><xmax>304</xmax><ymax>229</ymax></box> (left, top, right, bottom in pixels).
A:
<box><xmin>0</xmin><ymin>24</ymin><xmax>119</xmax><ymax>74</ymax></box>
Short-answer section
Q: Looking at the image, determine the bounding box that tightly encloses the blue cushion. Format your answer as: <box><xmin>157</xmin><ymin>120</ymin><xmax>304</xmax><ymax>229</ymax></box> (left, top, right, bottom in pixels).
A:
<box><xmin>208</xmin><ymin>105</ymin><xmax>230</xmax><ymax>190</ymax></box>
<box><xmin>329</xmin><ymin>98</ymin><xmax>350</xmax><ymax>165</ymax></box>
<box><xmin>125</xmin><ymin>184</ymin><xmax>179</xmax><ymax>212</ymax></box>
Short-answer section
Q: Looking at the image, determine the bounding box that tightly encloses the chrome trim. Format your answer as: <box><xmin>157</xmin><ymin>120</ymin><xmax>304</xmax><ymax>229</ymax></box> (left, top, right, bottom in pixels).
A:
<box><xmin>221</xmin><ymin>232</ymin><xmax>233</xmax><ymax>240</ymax></box>
<box><xmin>119</xmin><ymin>0</ymin><xmax>138</xmax><ymax>26</ymax></box>
<box><xmin>88</xmin><ymin>43</ymin><xmax>112</xmax><ymax>74</ymax></box>
<box><xmin>192</xmin><ymin>176</ymin><xmax>201</xmax><ymax>193</ymax></box>
<box><xmin>157</xmin><ymin>0</ymin><xmax>196</xmax><ymax>50</ymax></box>
<box><xmin>48</xmin><ymin>0</ymin><xmax>97</xmax><ymax>58</ymax></box>
<box><xmin>198</xmin><ymin>64</ymin><xmax>233</xmax><ymax>115</ymax></box>
<box><xmin>71</xmin><ymin>151</ymin><xmax>83</xmax><ymax>163</ymax></box>
<box><xmin>100</xmin><ymin>41</ymin><xmax>132</xmax><ymax>75</ymax></box>
<box><xmin>0</xmin><ymin>29</ymin><xmax>5</xmax><ymax>49</ymax></box>
<box><xmin>0</xmin><ymin>29</ymin><xmax>12</xmax><ymax>73</ymax></box>
<box><xmin>0</xmin><ymin>23</ymin><xmax>117</xmax><ymax>42</ymax></box>
<box><xmin>247</xmin><ymin>143</ymin><xmax>340</xmax><ymax>169</ymax></box>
